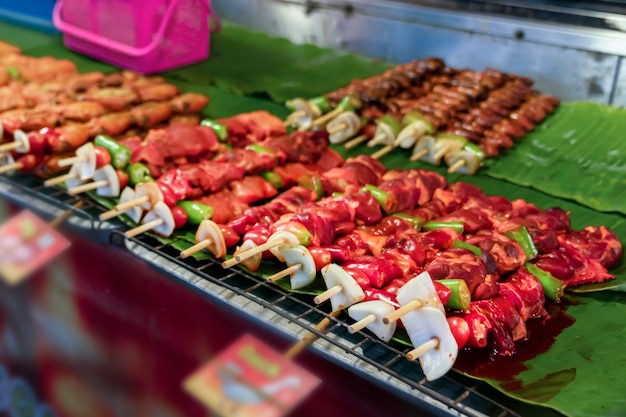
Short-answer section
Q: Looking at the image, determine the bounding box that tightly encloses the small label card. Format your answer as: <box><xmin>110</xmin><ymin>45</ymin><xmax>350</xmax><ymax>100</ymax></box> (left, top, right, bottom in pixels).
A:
<box><xmin>184</xmin><ymin>334</ymin><xmax>320</xmax><ymax>417</ymax></box>
<box><xmin>0</xmin><ymin>210</ymin><xmax>71</xmax><ymax>285</ymax></box>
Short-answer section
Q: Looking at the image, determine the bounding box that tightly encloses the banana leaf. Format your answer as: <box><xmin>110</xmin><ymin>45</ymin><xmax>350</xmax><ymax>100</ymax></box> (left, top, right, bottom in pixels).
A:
<box><xmin>485</xmin><ymin>102</ymin><xmax>626</xmax><ymax>216</ymax></box>
<box><xmin>0</xmin><ymin>19</ymin><xmax>58</xmax><ymax>50</ymax></box>
<box><xmin>164</xmin><ymin>22</ymin><xmax>392</xmax><ymax>103</ymax></box>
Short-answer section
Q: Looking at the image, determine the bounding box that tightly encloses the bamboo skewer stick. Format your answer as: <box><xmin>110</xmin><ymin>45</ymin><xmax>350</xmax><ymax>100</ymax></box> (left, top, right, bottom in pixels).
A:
<box><xmin>327</xmin><ymin>123</ymin><xmax>347</xmax><ymax>135</ymax></box>
<box><xmin>0</xmin><ymin>141</ymin><xmax>21</xmax><ymax>153</ymax></box>
<box><xmin>284</xmin><ymin>310</ymin><xmax>341</xmax><ymax>359</ymax></box>
<box><xmin>409</xmin><ymin>148</ymin><xmax>429</xmax><ymax>162</ymax></box>
<box><xmin>406</xmin><ymin>338</ymin><xmax>439</xmax><ymax>362</ymax></box>
<box><xmin>347</xmin><ymin>314</ymin><xmax>377</xmax><ymax>334</ymax></box>
<box><xmin>125</xmin><ymin>219</ymin><xmax>163</xmax><ymax>238</ymax></box>
<box><xmin>67</xmin><ymin>180</ymin><xmax>108</xmax><ymax>195</ymax></box>
<box><xmin>344</xmin><ymin>134</ymin><xmax>368</xmax><ymax>149</ymax></box>
<box><xmin>370</xmin><ymin>144</ymin><xmax>394</xmax><ymax>160</ymax></box>
<box><xmin>180</xmin><ymin>239</ymin><xmax>213</xmax><ymax>259</ymax></box>
<box><xmin>382</xmin><ymin>299</ymin><xmax>423</xmax><ymax>325</ymax></box>
<box><xmin>57</xmin><ymin>155</ymin><xmax>87</xmax><ymax>168</ymax></box>
<box><xmin>44</xmin><ymin>172</ymin><xmax>79</xmax><ymax>187</ymax></box>
<box><xmin>313</xmin><ymin>285</ymin><xmax>343</xmax><ymax>305</ymax></box>
<box><xmin>447</xmin><ymin>159</ymin><xmax>465</xmax><ymax>174</ymax></box>
<box><xmin>0</xmin><ymin>162</ymin><xmax>22</xmax><ymax>174</ymax></box>
<box><xmin>267</xmin><ymin>264</ymin><xmax>301</xmax><ymax>283</ymax></box>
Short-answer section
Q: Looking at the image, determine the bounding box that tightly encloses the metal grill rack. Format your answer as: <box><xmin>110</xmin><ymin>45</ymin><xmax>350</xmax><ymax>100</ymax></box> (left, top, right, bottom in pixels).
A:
<box><xmin>0</xmin><ymin>173</ymin><xmax>122</xmax><ymax>240</ymax></box>
<box><xmin>0</xmin><ymin>173</ymin><xmax>555</xmax><ymax>416</ymax></box>
<box><xmin>115</xmin><ymin>231</ymin><xmax>541</xmax><ymax>417</ymax></box>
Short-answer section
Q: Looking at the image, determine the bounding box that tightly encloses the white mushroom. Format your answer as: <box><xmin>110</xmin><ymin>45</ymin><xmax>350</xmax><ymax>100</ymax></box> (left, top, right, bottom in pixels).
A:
<box><xmin>11</xmin><ymin>130</ymin><xmax>30</xmax><ymax>154</ymax></box>
<box><xmin>135</xmin><ymin>182</ymin><xmax>163</xmax><ymax>211</ymax></box>
<box><xmin>142</xmin><ymin>201</ymin><xmax>175</xmax><ymax>237</ymax></box>
<box><xmin>348</xmin><ymin>300</ymin><xmax>397</xmax><ymax>342</ymax></box>
<box><xmin>319</xmin><ymin>263</ymin><xmax>364</xmax><ymax>311</ymax></box>
<box><xmin>445</xmin><ymin>150</ymin><xmax>481</xmax><ymax>175</ymax></box>
<box><xmin>234</xmin><ymin>240</ymin><xmax>261</xmax><ymax>272</ymax></box>
<box><xmin>92</xmin><ymin>165</ymin><xmax>120</xmax><ymax>197</ymax></box>
<box><xmin>65</xmin><ymin>164</ymin><xmax>85</xmax><ymax>189</ymax></box>
<box><xmin>74</xmin><ymin>143</ymin><xmax>97</xmax><ymax>180</ymax></box>
<box><xmin>119</xmin><ymin>187</ymin><xmax>143</xmax><ymax>224</ymax></box>
<box><xmin>367</xmin><ymin>121</ymin><xmax>396</xmax><ymax>147</ymax></box>
<box><xmin>396</xmin><ymin>120</ymin><xmax>429</xmax><ymax>149</ymax></box>
<box><xmin>286</xmin><ymin>98</ymin><xmax>322</xmax><ymax>129</ymax></box>
<box><xmin>195</xmin><ymin>219</ymin><xmax>227</xmax><ymax>259</ymax></box>
<box><xmin>278</xmin><ymin>244</ymin><xmax>316</xmax><ymax>290</ymax></box>
<box><xmin>327</xmin><ymin>111</ymin><xmax>361</xmax><ymax>144</ymax></box>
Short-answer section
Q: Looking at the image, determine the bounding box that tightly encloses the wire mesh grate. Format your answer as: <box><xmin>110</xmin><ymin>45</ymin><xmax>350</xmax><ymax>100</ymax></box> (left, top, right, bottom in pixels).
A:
<box><xmin>0</xmin><ymin>173</ymin><xmax>524</xmax><ymax>417</ymax></box>
<box><xmin>119</xmin><ymin>230</ymin><xmax>525</xmax><ymax>417</ymax></box>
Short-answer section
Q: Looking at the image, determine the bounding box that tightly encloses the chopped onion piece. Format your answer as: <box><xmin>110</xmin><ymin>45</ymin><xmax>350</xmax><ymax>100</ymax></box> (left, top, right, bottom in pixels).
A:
<box><xmin>65</xmin><ymin>164</ymin><xmax>84</xmax><ymax>189</ymax></box>
<box><xmin>0</xmin><ymin>153</ymin><xmax>16</xmax><ymax>174</ymax></box>
<box><xmin>397</xmin><ymin>275</ymin><xmax>457</xmax><ymax>381</ymax></box>
<box><xmin>445</xmin><ymin>150</ymin><xmax>480</xmax><ymax>175</ymax></box>
<box><xmin>400</xmin><ymin>306</ymin><xmax>458</xmax><ymax>381</ymax></box>
<box><xmin>413</xmin><ymin>270</ymin><xmax>445</xmax><ymax>314</ymax></box>
<box><xmin>321</xmin><ymin>263</ymin><xmax>364</xmax><ymax>311</ymax></box>
<box><xmin>279</xmin><ymin>244</ymin><xmax>316</xmax><ymax>290</ymax></box>
<box><xmin>289</xmin><ymin>98</ymin><xmax>321</xmax><ymax>129</ymax></box>
<box><xmin>367</xmin><ymin>122</ymin><xmax>395</xmax><ymax>147</ymax></box>
<box><xmin>348</xmin><ymin>300</ymin><xmax>396</xmax><ymax>342</ymax></box>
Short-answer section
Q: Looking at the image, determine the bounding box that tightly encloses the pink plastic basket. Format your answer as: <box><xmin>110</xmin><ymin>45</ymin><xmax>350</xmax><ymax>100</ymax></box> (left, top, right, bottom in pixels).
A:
<box><xmin>53</xmin><ymin>0</ymin><xmax>219</xmax><ymax>74</ymax></box>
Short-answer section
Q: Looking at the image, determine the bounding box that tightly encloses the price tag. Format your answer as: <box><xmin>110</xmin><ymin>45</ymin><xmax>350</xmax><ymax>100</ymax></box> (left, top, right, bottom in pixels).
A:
<box><xmin>184</xmin><ymin>334</ymin><xmax>320</xmax><ymax>417</ymax></box>
<box><xmin>0</xmin><ymin>210</ymin><xmax>71</xmax><ymax>285</ymax></box>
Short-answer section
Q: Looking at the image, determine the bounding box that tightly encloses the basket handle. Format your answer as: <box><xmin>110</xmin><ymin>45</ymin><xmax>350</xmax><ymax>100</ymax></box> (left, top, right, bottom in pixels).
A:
<box><xmin>53</xmin><ymin>0</ymin><xmax>183</xmax><ymax>57</ymax></box>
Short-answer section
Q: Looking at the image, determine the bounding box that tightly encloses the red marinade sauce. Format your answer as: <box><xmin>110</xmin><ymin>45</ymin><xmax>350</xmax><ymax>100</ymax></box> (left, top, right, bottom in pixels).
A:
<box><xmin>453</xmin><ymin>298</ymin><xmax>576</xmax><ymax>386</ymax></box>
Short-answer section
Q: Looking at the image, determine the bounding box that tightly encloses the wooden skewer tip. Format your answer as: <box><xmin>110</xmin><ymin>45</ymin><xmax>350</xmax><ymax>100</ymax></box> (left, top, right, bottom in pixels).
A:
<box><xmin>447</xmin><ymin>159</ymin><xmax>466</xmax><ymax>174</ymax></box>
<box><xmin>67</xmin><ymin>180</ymin><xmax>108</xmax><ymax>195</ymax></box>
<box><xmin>344</xmin><ymin>134</ymin><xmax>368</xmax><ymax>149</ymax></box>
<box><xmin>267</xmin><ymin>263</ymin><xmax>301</xmax><ymax>283</ymax></box>
<box><xmin>410</xmin><ymin>149</ymin><xmax>429</xmax><ymax>162</ymax></box>
<box><xmin>371</xmin><ymin>144</ymin><xmax>394</xmax><ymax>160</ymax></box>
<box><xmin>313</xmin><ymin>284</ymin><xmax>343</xmax><ymax>305</ymax></box>
<box><xmin>180</xmin><ymin>239</ymin><xmax>212</xmax><ymax>259</ymax></box>
<box><xmin>382</xmin><ymin>299</ymin><xmax>423</xmax><ymax>325</ymax></box>
<box><xmin>124</xmin><ymin>218</ymin><xmax>163</xmax><ymax>238</ymax></box>
<box><xmin>347</xmin><ymin>314</ymin><xmax>377</xmax><ymax>334</ymax></box>
<box><xmin>44</xmin><ymin>172</ymin><xmax>78</xmax><ymax>187</ymax></box>
<box><xmin>0</xmin><ymin>162</ymin><xmax>22</xmax><ymax>174</ymax></box>
<box><xmin>406</xmin><ymin>338</ymin><xmax>439</xmax><ymax>362</ymax></box>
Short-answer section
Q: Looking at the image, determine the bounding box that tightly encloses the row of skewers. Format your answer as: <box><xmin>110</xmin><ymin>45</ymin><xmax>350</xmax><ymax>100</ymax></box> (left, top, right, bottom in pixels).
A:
<box><xmin>282</xmin><ymin>58</ymin><xmax>560</xmax><ymax>174</ymax></box>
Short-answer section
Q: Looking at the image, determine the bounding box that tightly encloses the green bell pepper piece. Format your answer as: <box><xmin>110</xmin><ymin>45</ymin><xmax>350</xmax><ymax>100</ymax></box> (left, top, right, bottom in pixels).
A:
<box><xmin>94</xmin><ymin>134</ymin><xmax>131</xmax><ymax>170</ymax></box>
